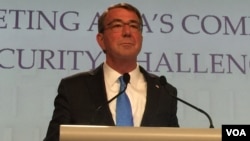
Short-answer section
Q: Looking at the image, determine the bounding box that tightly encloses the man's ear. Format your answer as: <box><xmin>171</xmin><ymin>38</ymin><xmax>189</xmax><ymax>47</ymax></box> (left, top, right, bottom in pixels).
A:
<box><xmin>96</xmin><ymin>33</ymin><xmax>106</xmax><ymax>52</ymax></box>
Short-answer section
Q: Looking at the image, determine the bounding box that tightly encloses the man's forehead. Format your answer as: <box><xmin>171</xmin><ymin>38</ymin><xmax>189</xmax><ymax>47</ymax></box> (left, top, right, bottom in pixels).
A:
<box><xmin>105</xmin><ymin>8</ymin><xmax>139</xmax><ymax>22</ymax></box>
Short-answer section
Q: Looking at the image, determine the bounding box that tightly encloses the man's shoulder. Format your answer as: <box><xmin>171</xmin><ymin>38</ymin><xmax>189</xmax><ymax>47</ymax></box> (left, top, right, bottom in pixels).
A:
<box><xmin>62</xmin><ymin>64</ymin><xmax>103</xmax><ymax>81</ymax></box>
<box><xmin>139</xmin><ymin>65</ymin><xmax>159</xmax><ymax>79</ymax></box>
<box><xmin>139</xmin><ymin>65</ymin><xmax>177</xmax><ymax>90</ymax></box>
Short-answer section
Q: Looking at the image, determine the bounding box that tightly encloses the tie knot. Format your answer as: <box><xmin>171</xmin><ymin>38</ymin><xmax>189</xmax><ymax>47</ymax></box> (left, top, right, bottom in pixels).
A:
<box><xmin>119</xmin><ymin>76</ymin><xmax>126</xmax><ymax>91</ymax></box>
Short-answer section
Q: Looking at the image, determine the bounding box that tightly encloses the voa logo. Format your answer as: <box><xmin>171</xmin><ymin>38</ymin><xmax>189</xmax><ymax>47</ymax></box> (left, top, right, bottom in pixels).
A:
<box><xmin>226</xmin><ymin>129</ymin><xmax>246</xmax><ymax>136</ymax></box>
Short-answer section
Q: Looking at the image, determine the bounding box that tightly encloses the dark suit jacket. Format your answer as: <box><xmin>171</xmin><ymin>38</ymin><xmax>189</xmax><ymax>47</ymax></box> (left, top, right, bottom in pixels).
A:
<box><xmin>44</xmin><ymin>63</ymin><xmax>179</xmax><ymax>141</ymax></box>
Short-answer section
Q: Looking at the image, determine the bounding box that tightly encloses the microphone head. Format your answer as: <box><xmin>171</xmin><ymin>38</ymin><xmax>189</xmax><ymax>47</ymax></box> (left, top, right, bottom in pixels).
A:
<box><xmin>123</xmin><ymin>73</ymin><xmax>130</xmax><ymax>85</ymax></box>
<box><xmin>159</xmin><ymin>76</ymin><xmax>167</xmax><ymax>85</ymax></box>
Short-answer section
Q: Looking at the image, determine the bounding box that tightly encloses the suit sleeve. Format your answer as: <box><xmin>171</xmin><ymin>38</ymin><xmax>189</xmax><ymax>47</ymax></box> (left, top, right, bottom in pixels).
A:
<box><xmin>168</xmin><ymin>85</ymin><xmax>179</xmax><ymax>127</ymax></box>
<box><xmin>43</xmin><ymin>79</ymin><xmax>71</xmax><ymax>141</ymax></box>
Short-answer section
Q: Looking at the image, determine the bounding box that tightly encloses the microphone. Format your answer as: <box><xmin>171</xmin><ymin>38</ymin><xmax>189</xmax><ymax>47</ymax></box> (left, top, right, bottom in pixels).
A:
<box><xmin>91</xmin><ymin>73</ymin><xmax>130</xmax><ymax>124</ymax></box>
<box><xmin>159</xmin><ymin>76</ymin><xmax>214</xmax><ymax>128</ymax></box>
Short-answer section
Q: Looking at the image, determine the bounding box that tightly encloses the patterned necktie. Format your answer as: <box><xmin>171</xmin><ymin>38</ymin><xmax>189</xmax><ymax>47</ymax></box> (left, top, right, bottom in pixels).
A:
<box><xmin>116</xmin><ymin>76</ymin><xmax>134</xmax><ymax>126</ymax></box>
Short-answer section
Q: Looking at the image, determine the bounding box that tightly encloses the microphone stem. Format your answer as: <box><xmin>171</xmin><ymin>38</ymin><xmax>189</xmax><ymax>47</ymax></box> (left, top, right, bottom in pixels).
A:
<box><xmin>91</xmin><ymin>85</ymin><xmax>128</xmax><ymax>124</ymax></box>
<box><xmin>173</xmin><ymin>95</ymin><xmax>214</xmax><ymax>128</ymax></box>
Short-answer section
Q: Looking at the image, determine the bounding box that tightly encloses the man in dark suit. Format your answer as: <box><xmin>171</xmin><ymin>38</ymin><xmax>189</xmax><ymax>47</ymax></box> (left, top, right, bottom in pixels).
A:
<box><xmin>44</xmin><ymin>3</ymin><xmax>179</xmax><ymax>141</ymax></box>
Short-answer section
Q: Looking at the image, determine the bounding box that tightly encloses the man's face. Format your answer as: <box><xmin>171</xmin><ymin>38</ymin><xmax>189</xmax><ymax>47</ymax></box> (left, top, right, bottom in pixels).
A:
<box><xmin>97</xmin><ymin>8</ymin><xmax>143</xmax><ymax>61</ymax></box>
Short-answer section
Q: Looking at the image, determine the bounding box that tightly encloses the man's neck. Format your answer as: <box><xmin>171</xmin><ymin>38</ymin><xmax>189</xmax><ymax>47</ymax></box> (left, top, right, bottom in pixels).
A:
<box><xmin>105</xmin><ymin>60</ymin><xmax>137</xmax><ymax>74</ymax></box>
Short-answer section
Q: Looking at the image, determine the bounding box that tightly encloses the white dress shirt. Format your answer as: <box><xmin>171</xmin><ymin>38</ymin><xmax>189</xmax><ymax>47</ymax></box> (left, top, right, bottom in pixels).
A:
<box><xmin>103</xmin><ymin>62</ymin><xmax>147</xmax><ymax>126</ymax></box>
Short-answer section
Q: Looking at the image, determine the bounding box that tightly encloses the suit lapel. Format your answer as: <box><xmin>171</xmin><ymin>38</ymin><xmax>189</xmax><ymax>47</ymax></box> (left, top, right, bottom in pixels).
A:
<box><xmin>139</xmin><ymin>67</ymin><xmax>162</xmax><ymax>126</ymax></box>
<box><xmin>87</xmin><ymin>64</ymin><xmax>115</xmax><ymax>125</ymax></box>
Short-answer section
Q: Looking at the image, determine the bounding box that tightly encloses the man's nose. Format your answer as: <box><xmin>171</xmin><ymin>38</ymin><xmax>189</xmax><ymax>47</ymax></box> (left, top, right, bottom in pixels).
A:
<box><xmin>122</xmin><ymin>25</ymin><xmax>132</xmax><ymax>36</ymax></box>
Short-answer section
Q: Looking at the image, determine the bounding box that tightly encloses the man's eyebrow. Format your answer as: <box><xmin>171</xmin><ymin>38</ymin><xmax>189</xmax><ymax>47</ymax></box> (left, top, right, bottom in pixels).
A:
<box><xmin>107</xmin><ymin>19</ymin><xmax>139</xmax><ymax>25</ymax></box>
<box><xmin>107</xmin><ymin>19</ymin><xmax>122</xmax><ymax>25</ymax></box>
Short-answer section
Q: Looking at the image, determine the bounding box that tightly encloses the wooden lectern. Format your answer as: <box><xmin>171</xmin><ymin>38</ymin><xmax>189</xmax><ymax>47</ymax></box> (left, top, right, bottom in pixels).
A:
<box><xmin>60</xmin><ymin>125</ymin><xmax>221</xmax><ymax>141</ymax></box>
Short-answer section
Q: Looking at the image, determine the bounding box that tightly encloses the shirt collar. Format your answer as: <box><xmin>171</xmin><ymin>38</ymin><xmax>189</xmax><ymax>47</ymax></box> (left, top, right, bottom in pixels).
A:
<box><xmin>103</xmin><ymin>62</ymin><xmax>142</xmax><ymax>87</ymax></box>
